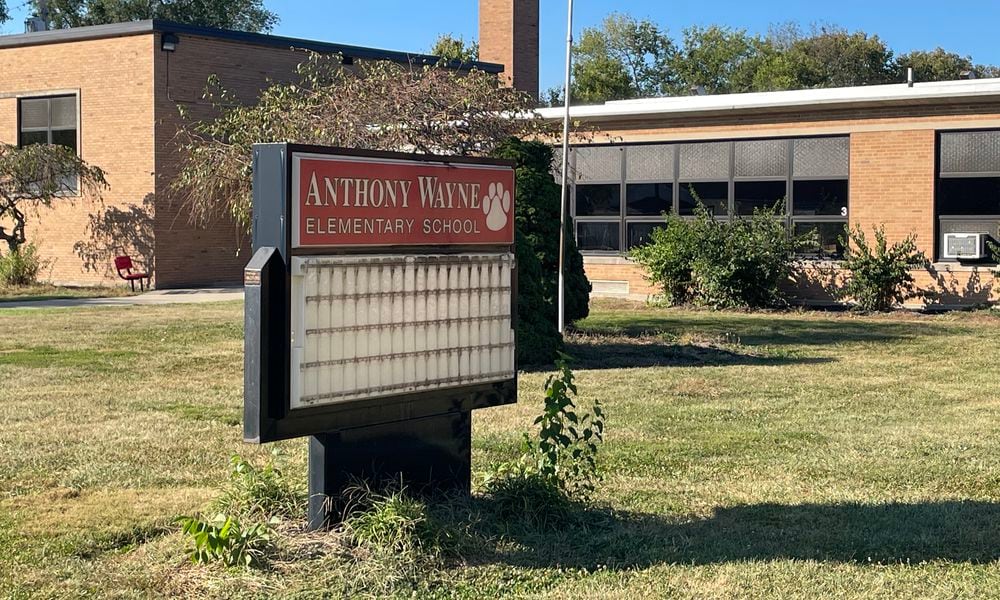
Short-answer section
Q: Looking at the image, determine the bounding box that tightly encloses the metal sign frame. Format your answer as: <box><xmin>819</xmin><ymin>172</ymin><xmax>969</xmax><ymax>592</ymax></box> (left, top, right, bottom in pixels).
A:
<box><xmin>244</xmin><ymin>143</ymin><xmax>518</xmax><ymax>444</ymax></box>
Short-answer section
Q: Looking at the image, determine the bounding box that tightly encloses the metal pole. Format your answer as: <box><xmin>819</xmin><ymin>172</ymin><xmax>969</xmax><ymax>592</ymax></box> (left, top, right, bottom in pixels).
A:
<box><xmin>557</xmin><ymin>0</ymin><xmax>574</xmax><ymax>334</ymax></box>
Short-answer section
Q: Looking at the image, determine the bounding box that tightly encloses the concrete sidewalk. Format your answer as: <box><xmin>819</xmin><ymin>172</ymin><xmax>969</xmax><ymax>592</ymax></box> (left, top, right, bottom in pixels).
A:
<box><xmin>0</xmin><ymin>287</ymin><xmax>245</xmax><ymax>309</ymax></box>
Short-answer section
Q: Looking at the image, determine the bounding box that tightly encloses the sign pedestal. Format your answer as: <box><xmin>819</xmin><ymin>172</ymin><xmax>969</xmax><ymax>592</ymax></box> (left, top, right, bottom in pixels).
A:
<box><xmin>307</xmin><ymin>411</ymin><xmax>473</xmax><ymax>530</ymax></box>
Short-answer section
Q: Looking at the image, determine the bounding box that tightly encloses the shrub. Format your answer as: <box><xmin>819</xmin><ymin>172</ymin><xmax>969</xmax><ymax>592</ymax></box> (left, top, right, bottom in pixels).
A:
<box><xmin>494</xmin><ymin>139</ymin><xmax>592</xmax><ymax>366</ymax></box>
<box><xmin>839</xmin><ymin>224</ymin><xmax>927</xmax><ymax>311</ymax></box>
<box><xmin>631</xmin><ymin>203</ymin><xmax>807</xmax><ymax>308</ymax></box>
<box><xmin>629</xmin><ymin>213</ymin><xmax>697</xmax><ymax>304</ymax></box>
<box><xmin>176</xmin><ymin>513</ymin><xmax>275</xmax><ymax>568</ymax></box>
<box><xmin>212</xmin><ymin>450</ymin><xmax>306</xmax><ymax>521</ymax></box>
<box><xmin>0</xmin><ymin>243</ymin><xmax>42</xmax><ymax>287</ymax></box>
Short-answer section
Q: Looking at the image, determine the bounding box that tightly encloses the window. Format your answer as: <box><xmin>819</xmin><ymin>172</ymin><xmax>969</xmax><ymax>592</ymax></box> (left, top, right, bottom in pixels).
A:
<box><xmin>735</xmin><ymin>181</ymin><xmax>786</xmax><ymax>215</ymax></box>
<box><xmin>626</xmin><ymin>183</ymin><xmax>671</xmax><ymax>216</ymax></box>
<box><xmin>936</xmin><ymin>130</ymin><xmax>1000</xmax><ymax>261</ymax></box>
<box><xmin>567</xmin><ymin>136</ymin><xmax>850</xmax><ymax>259</ymax></box>
<box><xmin>789</xmin><ymin>137</ymin><xmax>850</xmax><ymax>258</ymax></box>
<box><xmin>19</xmin><ymin>95</ymin><xmax>77</xmax><ymax>152</ymax></box>
<box><xmin>679</xmin><ymin>181</ymin><xmax>728</xmax><ymax>216</ymax></box>
<box><xmin>577</xmin><ymin>222</ymin><xmax>620</xmax><ymax>251</ymax></box>
<box><xmin>626</xmin><ymin>221</ymin><xmax>665</xmax><ymax>249</ymax></box>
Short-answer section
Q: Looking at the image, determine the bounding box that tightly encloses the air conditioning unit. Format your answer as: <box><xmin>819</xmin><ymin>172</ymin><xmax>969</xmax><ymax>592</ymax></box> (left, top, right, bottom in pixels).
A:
<box><xmin>943</xmin><ymin>232</ymin><xmax>988</xmax><ymax>260</ymax></box>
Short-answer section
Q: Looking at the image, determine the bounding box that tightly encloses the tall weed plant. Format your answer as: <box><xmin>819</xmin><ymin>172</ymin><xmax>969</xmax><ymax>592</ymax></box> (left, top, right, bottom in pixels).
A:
<box><xmin>0</xmin><ymin>243</ymin><xmax>42</xmax><ymax>287</ymax></box>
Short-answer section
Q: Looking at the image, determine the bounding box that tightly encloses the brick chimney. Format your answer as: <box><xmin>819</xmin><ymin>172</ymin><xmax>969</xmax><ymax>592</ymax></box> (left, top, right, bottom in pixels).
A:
<box><xmin>479</xmin><ymin>0</ymin><xmax>539</xmax><ymax>100</ymax></box>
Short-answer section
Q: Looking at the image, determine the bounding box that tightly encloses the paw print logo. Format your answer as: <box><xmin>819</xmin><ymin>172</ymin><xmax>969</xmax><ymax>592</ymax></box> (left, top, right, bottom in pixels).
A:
<box><xmin>483</xmin><ymin>182</ymin><xmax>511</xmax><ymax>232</ymax></box>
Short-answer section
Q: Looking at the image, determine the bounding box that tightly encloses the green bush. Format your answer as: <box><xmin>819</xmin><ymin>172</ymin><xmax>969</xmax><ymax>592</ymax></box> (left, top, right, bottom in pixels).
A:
<box><xmin>0</xmin><ymin>243</ymin><xmax>42</xmax><ymax>287</ymax></box>
<box><xmin>494</xmin><ymin>139</ymin><xmax>592</xmax><ymax>366</ymax></box>
<box><xmin>628</xmin><ymin>213</ymin><xmax>697</xmax><ymax>304</ymax></box>
<box><xmin>631</xmin><ymin>203</ymin><xmax>806</xmax><ymax>308</ymax></box>
<box><xmin>839</xmin><ymin>225</ymin><xmax>927</xmax><ymax>311</ymax></box>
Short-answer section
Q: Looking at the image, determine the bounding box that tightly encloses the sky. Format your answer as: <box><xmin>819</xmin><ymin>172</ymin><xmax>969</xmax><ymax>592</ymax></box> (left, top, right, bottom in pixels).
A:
<box><xmin>4</xmin><ymin>0</ymin><xmax>1000</xmax><ymax>93</ymax></box>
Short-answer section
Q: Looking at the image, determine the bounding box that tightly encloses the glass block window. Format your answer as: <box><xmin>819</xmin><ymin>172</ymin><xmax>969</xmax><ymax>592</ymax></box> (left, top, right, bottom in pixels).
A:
<box><xmin>940</xmin><ymin>131</ymin><xmax>1000</xmax><ymax>176</ymax></box>
<box><xmin>679</xmin><ymin>142</ymin><xmax>730</xmax><ymax>180</ymax></box>
<box><xmin>736</xmin><ymin>139</ymin><xmax>788</xmax><ymax>178</ymax></box>
<box><xmin>793</xmin><ymin>137</ymin><xmax>849</xmax><ymax>178</ymax></box>
<box><xmin>574</xmin><ymin>146</ymin><xmax>622</xmax><ymax>182</ymax></box>
<box><xmin>626</xmin><ymin>144</ymin><xmax>674</xmax><ymax>181</ymax></box>
<box><xmin>19</xmin><ymin>95</ymin><xmax>78</xmax><ymax>153</ymax></box>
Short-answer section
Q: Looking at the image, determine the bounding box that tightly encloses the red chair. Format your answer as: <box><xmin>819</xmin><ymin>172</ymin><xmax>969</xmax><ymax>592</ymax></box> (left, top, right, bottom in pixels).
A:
<box><xmin>114</xmin><ymin>255</ymin><xmax>150</xmax><ymax>292</ymax></box>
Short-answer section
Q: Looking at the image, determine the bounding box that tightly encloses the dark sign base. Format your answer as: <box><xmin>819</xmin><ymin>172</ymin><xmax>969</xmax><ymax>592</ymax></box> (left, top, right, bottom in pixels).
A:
<box><xmin>307</xmin><ymin>410</ymin><xmax>472</xmax><ymax>530</ymax></box>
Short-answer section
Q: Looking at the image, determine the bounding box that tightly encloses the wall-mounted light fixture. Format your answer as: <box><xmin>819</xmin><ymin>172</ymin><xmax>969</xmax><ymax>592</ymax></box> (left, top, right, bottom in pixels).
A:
<box><xmin>161</xmin><ymin>33</ymin><xmax>179</xmax><ymax>52</ymax></box>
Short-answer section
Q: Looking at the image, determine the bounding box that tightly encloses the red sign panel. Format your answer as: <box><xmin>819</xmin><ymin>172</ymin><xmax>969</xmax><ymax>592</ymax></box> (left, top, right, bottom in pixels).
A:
<box><xmin>292</xmin><ymin>153</ymin><xmax>515</xmax><ymax>248</ymax></box>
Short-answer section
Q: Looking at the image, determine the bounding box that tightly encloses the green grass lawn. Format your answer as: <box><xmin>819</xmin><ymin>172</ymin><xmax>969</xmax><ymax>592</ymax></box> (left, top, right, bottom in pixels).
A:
<box><xmin>0</xmin><ymin>284</ymin><xmax>133</xmax><ymax>302</ymax></box>
<box><xmin>0</xmin><ymin>300</ymin><xmax>998</xmax><ymax>598</ymax></box>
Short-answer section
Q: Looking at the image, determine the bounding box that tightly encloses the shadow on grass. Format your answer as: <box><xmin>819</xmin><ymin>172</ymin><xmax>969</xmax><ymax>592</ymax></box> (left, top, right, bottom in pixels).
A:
<box><xmin>576</xmin><ymin>313</ymin><xmax>943</xmax><ymax>348</ymax></box>
<box><xmin>460</xmin><ymin>499</ymin><xmax>1000</xmax><ymax>568</ymax></box>
<box><xmin>561</xmin><ymin>336</ymin><xmax>834</xmax><ymax>370</ymax></box>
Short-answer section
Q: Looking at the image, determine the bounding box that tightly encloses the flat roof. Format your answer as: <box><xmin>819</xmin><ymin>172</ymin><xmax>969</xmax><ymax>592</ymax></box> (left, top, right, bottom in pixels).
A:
<box><xmin>535</xmin><ymin>78</ymin><xmax>1000</xmax><ymax>121</ymax></box>
<box><xmin>0</xmin><ymin>19</ymin><xmax>504</xmax><ymax>73</ymax></box>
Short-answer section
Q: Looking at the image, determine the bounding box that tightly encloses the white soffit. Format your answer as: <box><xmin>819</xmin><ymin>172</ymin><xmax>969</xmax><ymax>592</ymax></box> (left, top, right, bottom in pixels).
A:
<box><xmin>534</xmin><ymin>79</ymin><xmax>1000</xmax><ymax>122</ymax></box>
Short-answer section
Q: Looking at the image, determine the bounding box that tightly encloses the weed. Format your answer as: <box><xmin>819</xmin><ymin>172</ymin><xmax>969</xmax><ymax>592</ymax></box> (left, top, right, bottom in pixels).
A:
<box><xmin>176</xmin><ymin>513</ymin><xmax>276</xmax><ymax>568</ymax></box>
<box><xmin>212</xmin><ymin>449</ymin><xmax>306</xmax><ymax>521</ymax></box>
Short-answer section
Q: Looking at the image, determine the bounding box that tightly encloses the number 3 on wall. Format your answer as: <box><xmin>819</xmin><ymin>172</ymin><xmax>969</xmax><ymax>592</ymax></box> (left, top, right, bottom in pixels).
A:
<box><xmin>841</xmin><ymin>207</ymin><xmax>848</xmax><ymax>217</ymax></box>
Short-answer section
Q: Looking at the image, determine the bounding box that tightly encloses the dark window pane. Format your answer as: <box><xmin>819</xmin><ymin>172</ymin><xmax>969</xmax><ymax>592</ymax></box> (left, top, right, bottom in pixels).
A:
<box><xmin>938</xmin><ymin>177</ymin><xmax>1000</xmax><ymax>215</ymax></box>
<box><xmin>679</xmin><ymin>181</ymin><xmax>728</xmax><ymax>216</ymax></box>
<box><xmin>50</xmin><ymin>129</ymin><xmax>77</xmax><ymax>152</ymax></box>
<box><xmin>626</xmin><ymin>183</ymin><xmax>671</xmax><ymax>216</ymax></box>
<box><xmin>19</xmin><ymin>130</ymin><xmax>48</xmax><ymax>146</ymax></box>
<box><xmin>575</xmin><ymin>184</ymin><xmax>621</xmax><ymax>216</ymax></box>
<box><xmin>735</xmin><ymin>181</ymin><xmax>787</xmax><ymax>215</ymax></box>
<box><xmin>795</xmin><ymin>222</ymin><xmax>847</xmax><ymax>259</ymax></box>
<box><xmin>793</xmin><ymin>179</ymin><xmax>848</xmax><ymax>216</ymax></box>
<box><xmin>576</xmin><ymin>221</ymin><xmax>620</xmax><ymax>251</ymax></box>
<box><xmin>626</xmin><ymin>222</ymin><xmax>665</xmax><ymax>249</ymax></box>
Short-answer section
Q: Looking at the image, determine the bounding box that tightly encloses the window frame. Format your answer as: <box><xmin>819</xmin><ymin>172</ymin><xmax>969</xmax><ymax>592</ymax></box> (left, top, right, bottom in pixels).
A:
<box><xmin>16</xmin><ymin>92</ymin><xmax>82</xmax><ymax>196</ymax></box>
<box><xmin>934</xmin><ymin>129</ymin><xmax>1000</xmax><ymax>263</ymax></box>
<box><xmin>568</xmin><ymin>135</ymin><xmax>850</xmax><ymax>259</ymax></box>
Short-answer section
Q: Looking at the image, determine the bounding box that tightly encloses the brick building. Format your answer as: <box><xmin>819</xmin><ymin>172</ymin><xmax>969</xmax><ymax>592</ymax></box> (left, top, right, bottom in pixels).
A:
<box><xmin>532</xmin><ymin>83</ymin><xmax>1000</xmax><ymax>308</ymax></box>
<box><xmin>0</xmin><ymin>19</ymin><xmax>502</xmax><ymax>288</ymax></box>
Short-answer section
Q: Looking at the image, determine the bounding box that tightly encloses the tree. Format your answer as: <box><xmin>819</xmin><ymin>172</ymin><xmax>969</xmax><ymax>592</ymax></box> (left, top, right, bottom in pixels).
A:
<box><xmin>0</xmin><ymin>143</ymin><xmax>107</xmax><ymax>254</ymax></box>
<box><xmin>573</xmin><ymin>13</ymin><xmax>675</xmax><ymax>102</ymax></box>
<box><xmin>785</xmin><ymin>27</ymin><xmax>896</xmax><ymax>88</ymax></box>
<box><xmin>30</xmin><ymin>0</ymin><xmax>278</xmax><ymax>32</ymax></box>
<box><xmin>173</xmin><ymin>54</ymin><xmax>589</xmax><ymax>363</ymax></box>
<box><xmin>893</xmin><ymin>48</ymin><xmax>999</xmax><ymax>82</ymax></box>
<box><xmin>173</xmin><ymin>53</ymin><xmax>548</xmax><ymax>231</ymax></box>
<box><xmin>671</xmin><ymin>25</ymin><xmax>777</xmax><ymax>95</ymax></box>
<box><xmin>430</xmin><ymin>34</ymin><xmax>479</xmax><ymax>63</ymax></box>
<box><xmin>494</xmin><ymin>138</ymin><xmax>590</xmax><ymax>325</ymax></box>
<box><xmin>0</xmin><ymin>1</ymin><xmax>8</xmax><ymax>24</ymax></box>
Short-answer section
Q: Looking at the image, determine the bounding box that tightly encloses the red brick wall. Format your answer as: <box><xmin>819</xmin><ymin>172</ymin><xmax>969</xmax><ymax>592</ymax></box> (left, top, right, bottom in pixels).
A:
<box><xmin>151</xmin><ymin>33</ymin><xmax>305</xmax><ymax>288</ymax></box>
<box><xmin>479</xmin><ymin>0</ymin><xmax>538</xmax><ymax>99</ymax></box>
<box><xmin>849</xmin><ymin>130</ymin><xmax>936</xmax><ymax>256</ymax></box>
<box><xmin>0</xmin><ymin>35</ymin><xmax>156</xmax><ymax>286</ymax></box>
